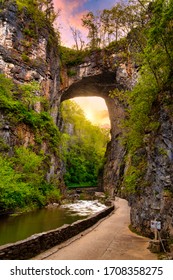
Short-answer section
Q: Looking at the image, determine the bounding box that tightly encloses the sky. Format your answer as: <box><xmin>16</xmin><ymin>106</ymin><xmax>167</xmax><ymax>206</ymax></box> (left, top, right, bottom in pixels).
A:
<box><xmin>72</xmin><ymin>97</ymin><xmax>110</xmax><ymax>127</ymax></box>
<box><xmin>53</xmin><ymin>0</ymin><xmax>119</xmax><ymax>47</ymax></box>
<box><xmin>53</xmin><ymin>0</ymin><xmax>119</xmax><ymax>127</ymax></box>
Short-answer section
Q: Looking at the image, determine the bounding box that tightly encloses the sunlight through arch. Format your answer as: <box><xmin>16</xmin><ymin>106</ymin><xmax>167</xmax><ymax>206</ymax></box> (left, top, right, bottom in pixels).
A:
<box><xmin>72</xmin><ymin>96</ymin><xmax>110</xmax><ymax>128</ymax></box>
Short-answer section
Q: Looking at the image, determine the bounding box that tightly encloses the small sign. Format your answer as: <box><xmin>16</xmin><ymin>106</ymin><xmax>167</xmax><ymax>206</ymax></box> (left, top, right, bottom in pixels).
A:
<box><xmin>151</xmin><ymin>220</ymin><xmax>161</xmax><ymax>230</ymax></box>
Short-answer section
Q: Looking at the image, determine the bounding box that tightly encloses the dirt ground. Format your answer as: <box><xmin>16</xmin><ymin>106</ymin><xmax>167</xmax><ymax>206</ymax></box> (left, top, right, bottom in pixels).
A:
<box><xmin>33</xmin><ymin>197</ymin><xmax>157</xmax><ymax>260</ymax></box>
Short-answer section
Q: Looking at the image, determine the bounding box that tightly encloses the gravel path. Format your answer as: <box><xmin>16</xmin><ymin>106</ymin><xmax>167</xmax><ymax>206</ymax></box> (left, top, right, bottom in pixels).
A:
<box><xmin>33</xmin><ymin>197</ymin><xmax>157</xmax><ymax>260</ymax></box>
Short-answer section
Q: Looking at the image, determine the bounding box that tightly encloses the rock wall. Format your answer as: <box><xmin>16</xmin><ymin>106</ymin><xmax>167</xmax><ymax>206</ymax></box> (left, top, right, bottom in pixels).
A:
<box><xmin>130</xmin><ymin>106</ymin><xmax>173</xmax><ymax>239</ymax></box>
<box><xmin>0</xmin><ymin>1</ymin><xmax>64</xmax><ymax>187</ymax></box>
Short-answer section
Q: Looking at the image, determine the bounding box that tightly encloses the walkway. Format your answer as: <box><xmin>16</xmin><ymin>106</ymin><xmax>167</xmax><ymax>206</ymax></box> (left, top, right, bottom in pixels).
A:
<box><xmin>33</xmin><ymin>197</ymin><xmax>157</xmax><ymax>260</ymax></box>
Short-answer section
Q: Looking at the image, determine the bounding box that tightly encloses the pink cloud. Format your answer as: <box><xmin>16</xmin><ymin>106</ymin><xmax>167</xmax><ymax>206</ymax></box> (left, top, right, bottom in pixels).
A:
<box><xmin>54</xmin><ymin>0</ymin><xmax>87</xmax><ymax>13</ymax></box>
<box><xmin>53</xmin><ymin>0</ymin><xmax>88</xmax><ymax>47</ymax></box>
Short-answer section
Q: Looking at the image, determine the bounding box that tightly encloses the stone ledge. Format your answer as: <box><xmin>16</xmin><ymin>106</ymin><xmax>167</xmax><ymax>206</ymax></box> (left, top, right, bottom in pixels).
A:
<box><xmin>0</xmin><ymin>204</ymin><xmax>114</xmax><ymax>260</ymax></box>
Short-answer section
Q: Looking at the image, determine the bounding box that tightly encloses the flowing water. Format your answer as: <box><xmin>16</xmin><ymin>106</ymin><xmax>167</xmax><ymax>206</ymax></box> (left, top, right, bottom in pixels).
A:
<box><xmin>0</xmin><ymin>200</ymin><xmax>106</xmax><ymax>246</ymax></box>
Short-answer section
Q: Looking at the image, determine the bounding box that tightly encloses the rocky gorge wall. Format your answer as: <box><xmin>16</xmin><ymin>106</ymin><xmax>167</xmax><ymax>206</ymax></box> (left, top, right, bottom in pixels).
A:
<box><xmin>129</xmin><ymin>106</ymin><xmax>173</xmax><ymax>239</ymax></box>
<box><xmin>0</xmin><ymin>1</ymin><xmax>64</xmax><ymax>189</ymax></box>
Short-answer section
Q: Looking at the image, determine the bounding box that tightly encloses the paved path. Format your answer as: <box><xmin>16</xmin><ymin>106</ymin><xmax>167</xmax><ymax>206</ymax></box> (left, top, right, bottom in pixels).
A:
<box><xmin>33</xmin><ymin>197</ymin><xmax>157</xmax><ymax>260</ymax></box>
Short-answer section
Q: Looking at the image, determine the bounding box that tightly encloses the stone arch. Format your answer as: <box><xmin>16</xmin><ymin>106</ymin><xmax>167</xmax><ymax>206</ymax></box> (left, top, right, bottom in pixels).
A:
<box><xmin>60</xmin><ymin>70</ymin><xmax>126</xmax><ymax>195</ymax></box>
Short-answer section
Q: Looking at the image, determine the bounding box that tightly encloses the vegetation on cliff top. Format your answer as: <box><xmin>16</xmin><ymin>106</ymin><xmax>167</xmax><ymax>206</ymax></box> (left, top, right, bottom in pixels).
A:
<box><xmin>16</xmin><ymin>0</ymin><xmax>56</xmax><ymax>24</ymax></box>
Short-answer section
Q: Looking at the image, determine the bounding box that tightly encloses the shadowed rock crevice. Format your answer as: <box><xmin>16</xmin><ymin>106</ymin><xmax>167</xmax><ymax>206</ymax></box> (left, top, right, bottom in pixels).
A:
<box><xmin>61</xmin><ymin>72</ymin><xmax>121</xmax><ymax>101</ymax></box>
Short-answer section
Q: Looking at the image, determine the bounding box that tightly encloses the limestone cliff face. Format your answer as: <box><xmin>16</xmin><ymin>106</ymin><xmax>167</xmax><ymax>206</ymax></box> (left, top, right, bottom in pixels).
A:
<box><xmin>130</xmin><ymin>106</ymin><xmax>173</xmax><ymax>239</ymax></box>
<box><xmin>0</xmin><ymin>1</ymin><xmax>64</xmax><ymax>188</ymax></box>
<box><xmin>0</xmin><ymin>1</ymin><xmax>61</xmax><ymax>118</ymax></box>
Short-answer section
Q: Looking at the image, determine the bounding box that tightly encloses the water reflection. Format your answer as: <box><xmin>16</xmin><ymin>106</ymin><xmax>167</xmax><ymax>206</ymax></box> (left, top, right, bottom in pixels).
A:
<box><xmin>0</xmin><ymin>200</ymin><xmax>105</xmax><ymax>246</ymax></box>
<box><xmin>0</xmin><ymin>207</ymin><xmax>86</xmax><ymax>246</ymax></box>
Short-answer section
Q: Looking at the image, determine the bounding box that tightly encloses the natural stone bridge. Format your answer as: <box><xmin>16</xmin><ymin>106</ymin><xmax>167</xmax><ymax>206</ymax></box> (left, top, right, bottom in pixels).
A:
<box><xmin>60</xmin><ymin>52</ymin><xmax>137</xmax><ymax>195</ymax></box>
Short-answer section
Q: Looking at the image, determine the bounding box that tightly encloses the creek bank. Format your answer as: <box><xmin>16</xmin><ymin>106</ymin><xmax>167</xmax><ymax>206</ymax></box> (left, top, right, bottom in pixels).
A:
<box><xmin>0</xmin><ymin>204</ymin><xmax>114</xmax><ymax>260</ymax></box>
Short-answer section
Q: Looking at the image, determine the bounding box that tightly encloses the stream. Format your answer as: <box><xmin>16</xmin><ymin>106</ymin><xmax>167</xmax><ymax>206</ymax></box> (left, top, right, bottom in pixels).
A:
<box><xmin>0</xmin><ymin>200</ymin><xmax>106</xmax><ymax>246</ymax></box>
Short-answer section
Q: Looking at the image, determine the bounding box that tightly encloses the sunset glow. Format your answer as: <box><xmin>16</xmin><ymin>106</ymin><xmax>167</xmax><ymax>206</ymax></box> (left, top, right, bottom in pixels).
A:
<box><xmin>53</xmin><ymin>0</ymin><xmax>119</xmax><ymax>47</ymax></box>
<box><xmin>73</xmin><ymin>97</ymin><xmax>110</xmax><ymax>127</ymax></box>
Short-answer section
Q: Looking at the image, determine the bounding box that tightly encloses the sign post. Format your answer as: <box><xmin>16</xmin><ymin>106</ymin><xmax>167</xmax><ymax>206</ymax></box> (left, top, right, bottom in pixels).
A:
<box><xmin>150</xmin><ymin>220</ymin><xmax>161</xmax><ymax>240</ymax></box>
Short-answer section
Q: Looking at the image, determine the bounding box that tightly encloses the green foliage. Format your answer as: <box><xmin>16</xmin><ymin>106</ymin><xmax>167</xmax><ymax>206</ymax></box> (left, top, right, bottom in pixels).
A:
<box><xmin>0</xmin><ymin>74</ymin><xmax>60</xmax><ymax>152</ymax></box>
<box><xmin>158</xmin><ymin>147</ymin><xmax>168</xmax><ymax>156</ymax></box>
<box><xmin>13</xmin><ymin>146</ymin><xmax>44</xmax><ymax>184</ymax></box>
<box><xmin>67</xmin><ymin>69</ymin><xmax>77</xmax><ymax>77</ymax></box>
<box><xmin>0</xmin><ymin>155</ymin><xmax>30</xmax><ymax>210</ymax></box>
<box><xmin>0</xmin><ymin>137</ymin><xmax>10</xmax><ymax>152</ymax></box>
<box><xmin>23</xmin><ymin>28</ymin><xmax>36</xmax><ymax>38</ymax></box>
<box><xmin>110</xmin><ymin>0</ymin><xmax>173</xmax><ymax>193</ymax></box>
<box><xmin>59</xmin><ymin>46</ymin><xmax>89</xmax><ymax>67</ymax></box>
<box><xmin>82</xmin><ymin>11</ymin><xmax>101</xmax><ymax>49</ymax></box>
<box><xmin>21</xmin><ymin>53</ymin><xmax>30</xmax><ymax>63</ymax></box>
<box><xmin>109</xmin><ymin>88</ymin><xmax>127</xmax><ymax>104</ymax></box>
<box><xmin>19</xmin><ymin>81</ymin><xmax>40</xmax><ymax>107</ymax></box>
<box><xmin>123</xmin><ymin>69</ymin><xmax>158</xmax><ymax>153</ymax></box>
<box><xmin>123</xmin><ymin>155</ymin><xmax>147</xmax><ymax>193</ymax></box>
<box><xmin>118</xmin><ymin>71</ymin><xmax>157</xmax><ymax>193</ymax></box>
<box><xmin>60</xmin><ymin>100</ymin><xmax>109</xmax><ymax>186</ymax></box>
<box><xmin>146</xmin><ymin>0</ymin><xmax>173</xmax><ymax>88</ymax></box>
<box><xmin>106</xmin><ymin>37</ymin><xmax>128</xmax><ymax>53</ymax></box>
<box><xmin>0</xmin><ymin>152</ymin><xmax>61</xmax><ymax>211</ymax></box>
<box><xmin>16</xmin><ymin>0</ymin><xmax>56</xmax><ymax>26</ymax></box>
<box><xmin>124</xmin><ymin>165</ymin><xmax>140</xmax><ymax>193</ymax></box>
<box><xmin>15</xmin><ymin>0</ymin><xmax>45</xmax><ymax>30</ymax></box>
<box><xmin>0</xmin><ymin>73</ymin><xmax>61</xmax><ymax>211</ymax></box>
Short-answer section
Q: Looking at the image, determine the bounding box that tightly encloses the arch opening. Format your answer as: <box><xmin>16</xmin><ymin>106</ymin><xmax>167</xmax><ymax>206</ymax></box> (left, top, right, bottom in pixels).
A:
<box><xmin>60</xmin><ymin>97</ymin><xmax>111</xmax><ymax>189</ymax></box>
<box><xmin>60</xmin><ymin>72</ymin><xmax>121</xmax><ymax>135</ymax></box>
<box><xmin>60</xmin><ymin>72</ymin><xmax>125</xmax><ymax>193</ymax></box>
<box><xmin>72</xmin><ymin>96</ymin><xmax>110</xmax><ymax>128</ymax></box>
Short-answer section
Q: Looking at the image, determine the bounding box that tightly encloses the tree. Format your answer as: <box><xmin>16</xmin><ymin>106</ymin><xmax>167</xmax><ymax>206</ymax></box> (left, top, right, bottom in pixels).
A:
<box><xmin>37</xmin><ymin>0</ymin><xmax>57</xmax><ymax>23</ymax></box>
<box><xmin>82</xmin><ymin>3</ymin><xmax>130</xmax><ymax>48</ymax></box>
<box><xmin>100</xmin><ymin>9</ymin><xmax>112</xmax><ymax>46</ymax></box>
<box><xmin>70</xmin><ymin>26</ymin><xmax>85</xmax><ymax>51</ymax></box>
<box><xmin>109</xmin><ymin>3</ymin><xmax>127</xmax><ymax>42</ymax></box>
<box><xmin>82</xmin><ymin>12</ymin><xmax>101</xmax><ymax>49</ymax></box>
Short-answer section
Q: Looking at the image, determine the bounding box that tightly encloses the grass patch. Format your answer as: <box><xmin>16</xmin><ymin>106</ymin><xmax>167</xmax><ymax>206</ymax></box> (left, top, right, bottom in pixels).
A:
<box><xmin>128</xmin><ymin>224</ymin><xmax>143</xmax><ymax>237</ymax></box>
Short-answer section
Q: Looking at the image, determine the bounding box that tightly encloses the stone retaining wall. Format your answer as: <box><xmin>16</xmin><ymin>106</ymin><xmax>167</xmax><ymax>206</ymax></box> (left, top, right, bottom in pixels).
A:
<box><xmin>0</xmin><ymin>205</ymin><xmax>114</xmax><ymax>260</ymax></box>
